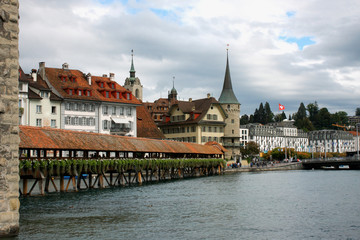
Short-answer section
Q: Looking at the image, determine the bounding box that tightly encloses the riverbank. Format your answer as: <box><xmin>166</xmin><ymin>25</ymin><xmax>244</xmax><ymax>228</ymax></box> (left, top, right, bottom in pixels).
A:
<box><xmin>225</xmin><ymin>162</ymin><xmax>303</xmax><ymax>173</ymax></box>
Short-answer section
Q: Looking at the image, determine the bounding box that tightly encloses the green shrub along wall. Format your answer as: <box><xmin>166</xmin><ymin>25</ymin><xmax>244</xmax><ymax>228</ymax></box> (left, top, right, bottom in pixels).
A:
<box><xmin>20</xmin><ymin>158</ymin><xmax>226</xmax><ymax>176</ymax></box>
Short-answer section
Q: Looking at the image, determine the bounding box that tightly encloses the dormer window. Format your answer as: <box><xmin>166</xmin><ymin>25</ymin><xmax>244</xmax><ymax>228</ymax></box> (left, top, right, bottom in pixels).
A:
<box><xmin>106</xmin><ymin>91</ymin><xmax>110</xmax><ymax>98</ymax></box>
<box><xmin>100</xmin><ymin>82</ymin><xmax>104</xmax><ymax>88</ymax></box>
<box><xmin>69</xmin><ymin>89</ymin><xmax>73</xmax><ymax>95</ymax></box>
<box><xmin>110</xmin><ymin>83</ymin><xmax>115</xmax><ymax>89</ymax></box>
<box><xmin>86</xmin><ymin>90</ymin><xmax>91</xmax><ymax>97</ymax></box>
<box><xmin>78</xmin><ymin>90</ymin><xmax>82</xmax><ymax>96</ymax></box>
<box><xmin>126</xmin><ymin>93</ymin><xmax>131</xmax><ymax>100</ymax></box>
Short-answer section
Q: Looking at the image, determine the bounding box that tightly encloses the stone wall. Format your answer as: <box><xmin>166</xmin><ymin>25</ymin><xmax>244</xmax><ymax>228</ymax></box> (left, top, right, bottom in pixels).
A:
<box><xmin>0</xmin><ymin>0</ymin><xmax>20</xmax><ymax>237</ymax></box>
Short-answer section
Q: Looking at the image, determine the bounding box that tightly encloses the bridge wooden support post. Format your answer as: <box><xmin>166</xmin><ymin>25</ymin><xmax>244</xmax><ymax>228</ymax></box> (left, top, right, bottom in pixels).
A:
<box><xmin>44</xmin><ymin>175</ymin><xmax>50</xmax><ymax>193</ymax></box>
<box><xmin>22</xmin><ymin>179</ymin><xmax>28</xmax><ymax>196</ymax></box>
<box><xmin>137</xmin><ymin>171</ymin><xmax>142</xmax><ymax>185</ymax></box>
<box><xmin>60</xmin><ymin>175</ymin><xmax>65</xmax><ymax>192</ymax></box>
<box><xmin>89</xmin><ymin>173</ymin><xmax>93</xmax><ymax>189</ymax></box>
<box><xmin>38</xmin><ymin>178</ymin><xmax>44</xmax><ymax>195</ymax></box>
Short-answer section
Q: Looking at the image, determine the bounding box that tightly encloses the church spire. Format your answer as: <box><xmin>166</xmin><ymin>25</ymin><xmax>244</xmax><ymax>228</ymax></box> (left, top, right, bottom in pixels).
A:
<box><xmin>130</xmin><ymin>49</ymin><xmax>136</xmax><ymax>79</ymax></box>
<box><xmin>218</xmin><ymin>47</ymin><xmax>239</xmax><ymax>104</ymax></box>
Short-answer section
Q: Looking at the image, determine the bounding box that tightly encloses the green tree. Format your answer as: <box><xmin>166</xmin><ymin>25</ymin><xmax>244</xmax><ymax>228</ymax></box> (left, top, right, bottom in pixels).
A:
<box><xmin>264</xmin><ymin>102</ymin><xmax>274</xmax><ymax>124</ymax></box>
<box><xmin>240</xmin><ymin>114</ymin><xmax>250</xmax><ymax>125</ymax></box>
<box><xmin>240</xmin><ymin>141</ymin><xmax>260</xmax><ymax>159</ymax></box>
<box><xmin>307</xmin><ymin>102</ymin><xmax>319</xmax><ymax>123</ymax></box>
<box><xmin>295</xmin><ymin>102</ymin><xmax>307</xmax><ymax>120</ymax></box>
<box><xmin>317</xmin><ymin>107</ymin><xmax>331</xmax><ymax>129</ymax></box>
<box><xmin>258</xmin><ymin>103</ymin><xmax>266</xmax><ymax>124</ymax></box>
<box><xmin>331</xmin><ymin>111</ymin><xmax>348</xmax><ymax>126</ymax></box>
<box><xmin>356</xmin><ymin>108</ymin><xmax>360</xmax><ymax>116</ymax></box>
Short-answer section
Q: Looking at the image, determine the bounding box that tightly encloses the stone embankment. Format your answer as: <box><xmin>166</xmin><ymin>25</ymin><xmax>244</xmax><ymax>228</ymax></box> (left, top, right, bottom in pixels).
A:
<box><xmin>225</xmin><ymin>162</ymin><xmax>303</xmax><ymax>173</ymax></box>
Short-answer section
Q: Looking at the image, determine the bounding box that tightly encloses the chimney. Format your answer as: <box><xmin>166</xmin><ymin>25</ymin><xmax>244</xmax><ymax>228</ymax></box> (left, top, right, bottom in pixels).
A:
<box><xmin>207</xmin><ymin>93</ymin><xmax>211</xmax><ymax>98</ymax></box>
<box><xmin>31</xmin><ymin>69</ymin><xmax>37</xmax><ymax>82</ymax></box>
<box><xmin>189</xmin><ymin>98</ymin><xmax>192</xmax><ymax>102</ymax></box>
<box><xmin>62</xmin><ymin>63</ymin><xmax>69</xmax><ymax>70</ymax></box>
<box><xmin>102</xmin><ymin>74</ymin><xmax>108</xmax><ymax>78</ymax></box>
<box><xmin>109</xmin><ymin>73</ymin><xmax>115</xmax><ymax>81</ymax></box>
<box><xmin>86</xmin><ymin>73</ymin><xmax>92</xmax><ymax>85</ymax></box>
<box><xmin>39</xmin><ymin>62</ymin><xmax>46</xmax><ymax>80</ymax></box>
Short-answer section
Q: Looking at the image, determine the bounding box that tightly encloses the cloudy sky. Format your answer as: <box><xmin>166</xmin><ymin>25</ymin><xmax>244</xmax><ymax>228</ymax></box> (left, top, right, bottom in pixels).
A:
<box><xmin>19</xmin><ymin>0</ymin><xmax>360</xmax><ymax>116</ymax></box>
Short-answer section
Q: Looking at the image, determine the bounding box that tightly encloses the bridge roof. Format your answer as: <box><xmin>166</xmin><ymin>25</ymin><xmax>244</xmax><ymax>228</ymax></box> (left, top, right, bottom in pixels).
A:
<box><xmin>19</xmin><ymin>126</ymin><xmax>224</xmax><ymax>155</ymax></box>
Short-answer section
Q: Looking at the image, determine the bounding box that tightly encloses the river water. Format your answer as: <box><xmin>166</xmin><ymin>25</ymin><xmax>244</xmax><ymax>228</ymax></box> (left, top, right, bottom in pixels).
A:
<box><xmin>16</xmin><ymin>170</ymin><xmax>360</xmax><ymax>240</ymax></box>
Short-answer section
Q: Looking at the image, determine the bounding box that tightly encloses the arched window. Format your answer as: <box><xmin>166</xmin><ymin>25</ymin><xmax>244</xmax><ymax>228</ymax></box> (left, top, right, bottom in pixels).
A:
<box><xmin>135</xmin><ymin>89</ymin><xmax>139</xmax><ymax>98</ymax></box>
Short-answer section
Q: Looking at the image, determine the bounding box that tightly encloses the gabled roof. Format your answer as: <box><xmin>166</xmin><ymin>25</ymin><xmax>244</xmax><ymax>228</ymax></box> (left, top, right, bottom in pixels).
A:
<box><xmin>19</xmin><ymin>126</ymin><xmax>223</xmax><ymax>155</ymax></box>
<box><xmin>159</xmin><ymin>97</ymin><xmax>226</xmax><ymax>126</ymax></box>
<box><xmin>136</xmin><ymin>105</ymin><xmax>165</xmax><ymax>139</ymax></box>
<box><xmin>44</xmin><ymin>66</ymin><xmax>140</xmax><ymax>105</ymax></box>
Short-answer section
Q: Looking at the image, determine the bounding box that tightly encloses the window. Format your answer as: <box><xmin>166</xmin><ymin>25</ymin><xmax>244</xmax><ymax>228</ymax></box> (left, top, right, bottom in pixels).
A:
<box><xmin>19</xmin><ymin>83</ymin><xmax>23</xmax><ymax>91</ymax></box>
<box><xmin>112</xmin><ymin>106</ymin><xmax>116</xmax><ymax>115</ymax></box>
<box><xmin>51</xmin><ymin>119</ymin><xmax>56</xmax><ymax>128</ymax></box>
<box><xmin>126</xmin><ymin>93</ymin><xmax>130</xmax><ymax>100</ymax></box>
<box><xmin>103</xmin><ymin>120</ymin><xmax>109</xmax><ymax>130</ymax></box>
<box><xmin>231</xmin><ymin>119</ymin><xmax>235</xmax><ymax>124</ymax></box>
<box><xmin>36</xmin><ymin>119</ymin><xmax>42</xmax><ymax>127</ymax></box>
<box><xmin>127</xmin><ymin>107</ymin><xmax>131</xmax><ymax>116</ymax></box>
<box><xmin>65</xmin><ymin>103</ymin><xmax>70</xmax><ymax>110</ymax></box>
<box><xmin>192</xmin><ymin>137</ymin><xmax>196</xmax><ymax>142</ymax></box>
<box><xmin>232</xmin><ymin>129</ymin><xmax>235</xmax><ymax>134</ymax></box>
<box><xmin>208</xmin><ymin>136</ymin><xmax>212</xmax><ymax>142</ymax></box>
<box><xmin>208</xmin><ymin>126</ymin><xmax>212</xmax><ymax>132</ymax></box>
<box><xmin>213</xmin><ymin>115</ymin><xmax>218</xmax><ymax>120</ymax></box>
<box><xmin>103</xmin><ymin>106</ymin><xmax>108</xmax><ymax>115</ymax></box>
<box><xmin>81</xmin><ymin>104</ymin><xmax>86</xmax><ymax>111</ymax></box>
<box><xmin>90</xmin><ymin>104</ymin><xmax>95</xmax><ymax>112</ymax></box>
<box><xmin>202</xmin><ymin>126</ymin><xmax>206</xmax><ymax>132</ymax></box>
<box><xmin>19</xmin><ymin>99</ymin><xmax>22</xmax><ymax>108</ymax></box>
<box><xmin>214</xmin><ymin>127</ymin><xmax>217</xmax><ymax>132</ymax></box>
<box><xmin>78</xmin><ymin>90</ymin><xmax>82</xmax><ymax>96</ymax></box>
<box><xmin>116</xmin><ymin>92</ymin><xmax>120</xmax><ymax>99</ymax></box>
<box><xmin>74</xmin><ymin>103</ymin><xmax>79</xmax><ymax>111</ymax></box>
<box><xmin>202</xmin><ymin>136</ymin><xmax>206</xmax><ymax>142</ymax></box>
<box><xmin>207</xmin><ymin>114</ymin><xmax>211</xmax><ymax>120</ymax></box>
<box><xmin>40</xmin><ymin>91</ymin><xmax>49</xmax><ymax>98</ymax></box>
<box><xmin>79</xmin><ymin>117</ymin><xmax>84</xmax><ymax>126</ymax></box>
<box><xmin>36</xmin><ymin>105</ymin><xmax>42</xmax><ymax>113</ymax></box>
<box><xmin>119</xmin><ymin>107</ymin><xmax>124</xmax><ymax>115</ymax></box>
<box><xmin>70</xmin><ymin>117</ymin><xmax>75</xmax><ymax>125</ymax></box>
<box><xmin>51</xmin><ymin>106</ymin><xmax>56</xmax><ymax>114</ymax></box>
<box><xmin>191</xmin><ymin>126</ymin><xmax>195</xmax><ymax>132</ymax></box>
<box><xmin>65</xmin><ymin>116</ymin><xmax>71</xmax><ymax>125</ymax></box>
<box><xmin>106</xmin><ymin>91</ymin><xmax>110</xmax><ymax>98</ymax></box>
<box><xmin>69</xmin><ymin>89</ymin><xmax>73</xmax><ymax>95</ymax></box>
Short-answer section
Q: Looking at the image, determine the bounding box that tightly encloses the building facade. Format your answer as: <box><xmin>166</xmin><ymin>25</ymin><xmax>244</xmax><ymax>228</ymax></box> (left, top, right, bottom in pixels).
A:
<box><xmin>158</xmin><ymin>95</ymin><xmax>226</xmax><ymax>144</ymax></box>
<box><xmin>38</xmin><ymin>62</ymin><xmax>141</xmax><ymax>136</ymax></box>
<box><xmin>309</xmin><ymin>130</ymin><xmax>355</xmax><ymax>154</ymax></box>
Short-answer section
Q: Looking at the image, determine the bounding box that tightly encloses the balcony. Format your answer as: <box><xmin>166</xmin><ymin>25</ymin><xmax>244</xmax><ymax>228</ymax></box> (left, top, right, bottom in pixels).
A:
<box><xmin>222</xmin><ymin>142</ymin><xmax>241</xmax><ymax>147</ymax></box>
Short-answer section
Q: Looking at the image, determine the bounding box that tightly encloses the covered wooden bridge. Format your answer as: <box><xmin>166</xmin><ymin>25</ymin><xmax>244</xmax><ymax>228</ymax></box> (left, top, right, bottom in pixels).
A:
<box><xmin>18</xmin><ymin>126</ymin><xmax>226</xmax><ymax>196</ymax></box>
<box><xmin>19</xmin><ymin>126</ymin><xmax>225</xmax><ymax>159</ymax></box>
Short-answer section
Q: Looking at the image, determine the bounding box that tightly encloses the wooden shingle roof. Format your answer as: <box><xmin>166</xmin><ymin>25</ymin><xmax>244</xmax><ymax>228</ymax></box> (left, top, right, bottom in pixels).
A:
<box><xmin>19</xmin><ymin>126</ymin><xmax>224</xmax><ymax>155</ymax></box>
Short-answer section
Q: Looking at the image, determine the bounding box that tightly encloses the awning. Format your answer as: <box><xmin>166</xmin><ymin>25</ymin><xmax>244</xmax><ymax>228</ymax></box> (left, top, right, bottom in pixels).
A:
<box><xmin>111</xmin><ymin>117</ymin><xmax>129</xmax><ymax>124</ymax></box>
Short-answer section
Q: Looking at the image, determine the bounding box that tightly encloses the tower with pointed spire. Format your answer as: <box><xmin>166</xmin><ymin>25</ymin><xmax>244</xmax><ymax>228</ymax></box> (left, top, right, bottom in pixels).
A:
<box><xmin>219</xmin><ymin>48</ymin><xmax>241</xmax><ymax>160</ymax></box>
<box><xmin>168</xmin><ymin>76</ymin><xmax>178</xmax><ymax>104</ymax></box>
<box><xmin>124</xmin><ymin>50</ymin><xmax>143</xmax><ymax>101</ymax></box>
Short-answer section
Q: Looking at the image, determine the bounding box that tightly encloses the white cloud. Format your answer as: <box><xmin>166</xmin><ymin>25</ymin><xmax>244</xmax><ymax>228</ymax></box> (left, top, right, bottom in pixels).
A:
<box><xmin>19</xmin><ymin>0</ymin><xmax>360</xmax><ymax>116</ymax></box>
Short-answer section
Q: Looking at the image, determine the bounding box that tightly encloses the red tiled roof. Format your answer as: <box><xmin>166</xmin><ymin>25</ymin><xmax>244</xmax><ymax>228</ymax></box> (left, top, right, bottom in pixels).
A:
<box><xmin>136</xmin><ymin>105</ymin><xmax>165</xmax><ymax>139</ymax></box>
<box><xmin>44</xmin><ymin>67</ymin><xmax>140</xmax><ymax>105</ymax></box>
<box><xmin>19</xmin><ymin>126</ymin><xmax>224</xmax><ymax>155</ymax></box>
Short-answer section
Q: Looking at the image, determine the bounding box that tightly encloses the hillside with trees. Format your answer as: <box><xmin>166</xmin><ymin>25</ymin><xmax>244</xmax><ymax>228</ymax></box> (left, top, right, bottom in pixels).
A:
<box><xmin>241</xmin><ymin>101</ymin><xmax>351</xmax><ymax>132</ymax></box>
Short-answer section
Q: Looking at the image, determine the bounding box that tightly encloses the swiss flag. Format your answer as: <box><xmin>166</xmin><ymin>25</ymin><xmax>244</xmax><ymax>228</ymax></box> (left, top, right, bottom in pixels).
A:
<box><xmin>279</xmin><ymin>103</ymin><xmax>285</xmax><ymax>111</ymax></box>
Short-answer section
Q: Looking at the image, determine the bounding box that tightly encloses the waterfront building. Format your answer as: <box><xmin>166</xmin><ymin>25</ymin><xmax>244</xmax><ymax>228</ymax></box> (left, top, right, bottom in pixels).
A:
<box><xmin>348</xmin><ymin>116</ymin><xmax>360</xmax><ymax>126</ymax></box>
<box><xmin>38</xmin><ymin>62</ymin><xmax>141</xmax><ymax>136</ymax></box>
<box><xmin>158</xmin><ymin>94</ymin><xmax>226</xmax><ymax>144</ymax></box>
<box><xmin>308</xmin><ymin>130</ymin><xmax>355</xmax><ymax>153</ymax></box>
<box><xmin>218</xmin><ymin>50</ymin><xmax>241</xmax><ymax>160</ymax></box>
<box><xmin>244</xmin><ymin>120</ymin><xmax>308</xmax><ymax>153</ymax></box>
<box><xmin>240</xmin><ymin>127</ymin><xmax>249</xmax><ymax>147</ymax></box>
<box><xmin>123</xmin><ymin>50</ymin><xmax>143</xmax><ymax>101</ymax></box>
<box><xmin>18</xmin><ymin>67</ymin><xmax>62</xmax><ymax>128</ymax></box>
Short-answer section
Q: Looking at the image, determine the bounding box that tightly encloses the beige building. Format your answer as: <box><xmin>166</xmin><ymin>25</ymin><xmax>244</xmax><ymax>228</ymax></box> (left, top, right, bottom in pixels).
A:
<box><xmin>158</xmin><ymin>95</ymin><xmax>227</xmax><ymax>145</ymax></box>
